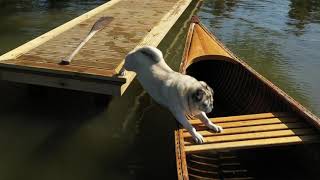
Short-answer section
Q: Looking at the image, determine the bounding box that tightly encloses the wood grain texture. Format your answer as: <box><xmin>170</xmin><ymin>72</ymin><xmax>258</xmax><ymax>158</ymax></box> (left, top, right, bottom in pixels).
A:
<box><xmin>183</xmin><ymin>122</ymin><xmax>309</xmax><ymax>138</ymax></box>
<box><xmin>0</xmin><ymin>69</ymin><xmax>123</xmax><ymax>95</ymax></box>
<box><xmin>186</xmin><ymin>117</ymin><xmax>299</xmax><ymax>131</ymax></box>
<box><xmin>184</xmin><ymin>129</ymin><xmax>317</xmax><ymax>145</ymax></box>
<box><xmin>189</xmin><ymin>112</ymin><xmax>292</xmax><ymax>125</ymax></box>
<box><xmin>0</xmin><ymin>0</ymin><xmax>194</xmax><ymax>95</ymax></box>
<box><xmin>183</xmin><ymin>112</ymin><xmax>319</xmax><ymax>152</ymax></box>
<box><xmin>176</xmin><ymin>129</ymin><xmax>189</xmax><ymax>180</ymax></box>
<box><xmin>10</xmin><ymin>0</ymin><xmax>192</xmax><ymax>73</ymax></box>
<box><xmin>185</xmin><ymin>135</ymin><xmax>320</xmax><ymax>153</ymax></box>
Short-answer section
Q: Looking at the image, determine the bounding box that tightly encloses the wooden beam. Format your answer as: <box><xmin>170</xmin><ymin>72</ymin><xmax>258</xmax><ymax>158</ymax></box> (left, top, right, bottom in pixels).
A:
<box><xmin>184</xmin><ymin>129</ymin><xmax>317</xmax><ymax>145</ymax></box>
<box><xmin>185</xmin><ymin>135</ymin><xmax>320</xmax><ymax>153</ymax></box>
<box><xmin>115</xmin><ymin>0</ymin><xmax>194</xmax><ymax>94</ymax></box>
<box><xmin>0</xmin><ymin>69</ymin><xmax>123</xmax><ymax>95</ymax></box>
<box><xmin>183</xmin><ymin>122</ymin><xmax>309</xmax><ymax>138</ymax></box>
<box><xmin>114</xmin><ymin>0</ymin><xmax>194</xmax><ymax>73</ymax></box>
<box><xmin>185</xmin><ymin>117</ymin><xmax>299</xmax><ymax>132</ymax></box>
<box><xmin>189</xmin><ymin>112</ymin><xmax>291</xmax><ymax>125</ymax></box>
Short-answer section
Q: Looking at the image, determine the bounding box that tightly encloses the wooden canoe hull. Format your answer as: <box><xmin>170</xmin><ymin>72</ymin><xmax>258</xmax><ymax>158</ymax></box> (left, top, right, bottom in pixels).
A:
<box><xmin>175</xmin><ymin>16</ymin><xmax>320</xmax><ymax>180</ymax></box>
<box><xmin>180</xmin><ymin>17</ymin><xmax>319</xmax><ymax>127</ymax></box>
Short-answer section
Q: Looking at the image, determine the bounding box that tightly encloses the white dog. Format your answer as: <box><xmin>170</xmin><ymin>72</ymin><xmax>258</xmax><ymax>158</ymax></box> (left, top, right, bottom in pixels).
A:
<box><xmin>123</xmin><ymin>46</ymin><xmax>223</xmax><ymax>143</ymax></box>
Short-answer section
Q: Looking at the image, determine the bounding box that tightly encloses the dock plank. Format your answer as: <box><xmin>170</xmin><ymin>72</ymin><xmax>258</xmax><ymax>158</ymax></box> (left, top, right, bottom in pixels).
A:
<box><xmin>0</xmin><ymin>0</ymin><xmax>195</xmax><ymax>95</ymax></box>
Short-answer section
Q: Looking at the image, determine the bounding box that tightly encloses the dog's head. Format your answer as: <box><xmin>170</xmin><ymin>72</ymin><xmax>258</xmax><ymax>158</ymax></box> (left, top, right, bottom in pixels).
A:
<box><xmin>189</xmin><ymin>81</ymin><xmax>214</xmax><ymax>114</ymax></box>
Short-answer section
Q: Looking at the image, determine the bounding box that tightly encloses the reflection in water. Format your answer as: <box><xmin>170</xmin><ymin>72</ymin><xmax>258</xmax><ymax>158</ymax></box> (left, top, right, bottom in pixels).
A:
<box><xmin>199</xmin><ymin>0</ymin><xmax>320</xmax><ymax>115</ymax></box>
<box><xmin>0</xmin><ymin>0</ymin><xmax>107</xmax><ymax>54</ymax></box>
<box><xmin>204</xmin><ymin>0</ymin><xmax>238</xmax><ymax>17</ymax></box>
<box><xmin>200</xmin><ymin>0</ymin><xmax>238</xmax><ymax>28</ymax></box>
<box><xmin>0</xmin><ymin>68</ymin><xmax>177</xmax><ymax>180</ymax></box>
<box><xmin>287</xmin><ymin>0</ymin><xmax>320</xmax><ymax>35</ymax></box>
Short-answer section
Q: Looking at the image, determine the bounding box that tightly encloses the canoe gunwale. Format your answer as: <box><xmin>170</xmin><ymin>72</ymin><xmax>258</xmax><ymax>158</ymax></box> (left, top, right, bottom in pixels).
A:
<box><xmin>179</xmin><ymin>22</ymin><xmax>195</xmax><ymax>74</ymax></box>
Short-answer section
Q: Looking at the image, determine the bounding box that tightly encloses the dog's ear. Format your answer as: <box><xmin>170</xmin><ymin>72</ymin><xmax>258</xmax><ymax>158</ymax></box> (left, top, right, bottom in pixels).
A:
<box><xmin>192</xmin><ymin>88</ymin><xmax>205</xmax><ymax>102</ymax></box>
<box><xmin>199</xmin><ymin>81</ymin><xmax>214</xmax><ymax>94</ymax></box>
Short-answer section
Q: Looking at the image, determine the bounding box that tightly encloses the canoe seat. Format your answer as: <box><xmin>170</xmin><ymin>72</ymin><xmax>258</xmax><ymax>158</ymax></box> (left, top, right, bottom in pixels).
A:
<box><xmin>183</xmin><ymin>112</ymin><xmax>320</xmax><ymax>153</ymax></box>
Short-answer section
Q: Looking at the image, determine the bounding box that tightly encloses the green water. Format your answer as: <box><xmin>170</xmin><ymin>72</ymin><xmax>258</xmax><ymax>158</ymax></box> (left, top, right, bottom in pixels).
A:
<box><xmin>0</xmin><ymin>0</ymin><xmax>320</xmax><ymax>180</ymax></box>
<box><xmin>198</xmin><ymin>0</ymin><xmax>320</xmax><ymax>116</ymax></box>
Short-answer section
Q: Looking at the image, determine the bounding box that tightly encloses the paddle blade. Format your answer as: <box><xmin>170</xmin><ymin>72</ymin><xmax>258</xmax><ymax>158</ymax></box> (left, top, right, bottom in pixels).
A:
<box><xmin>91</xmin><ymin>16</ymin><xmax>114</xmax><ymax>32</ymax></box>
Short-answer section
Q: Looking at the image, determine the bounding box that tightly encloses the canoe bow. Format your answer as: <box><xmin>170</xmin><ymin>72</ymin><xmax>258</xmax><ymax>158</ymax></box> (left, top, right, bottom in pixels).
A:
<box><xmin>180</xmin><ymin>16</ymin><xmax>237</xmax><ymax>74</ymax></box>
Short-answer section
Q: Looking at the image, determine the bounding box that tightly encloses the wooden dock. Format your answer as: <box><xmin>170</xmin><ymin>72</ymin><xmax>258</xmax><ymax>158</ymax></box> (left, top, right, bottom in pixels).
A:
<box><xmin>0</xmin><ymin>0</ymin><xmax>194</xmax><ymax>96</ymax></box>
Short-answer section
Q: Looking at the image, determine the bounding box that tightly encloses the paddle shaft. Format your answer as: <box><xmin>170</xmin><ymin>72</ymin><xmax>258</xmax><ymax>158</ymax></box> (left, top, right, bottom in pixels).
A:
<box><xmin>60</xmin><ymin>16</ymin><xmax>114</xmax><ymax>65</ymax></box>
<box><xmin>62</xmin><ymin>30</ymin><xmax>98</xmax><ymax>64</ymax></box>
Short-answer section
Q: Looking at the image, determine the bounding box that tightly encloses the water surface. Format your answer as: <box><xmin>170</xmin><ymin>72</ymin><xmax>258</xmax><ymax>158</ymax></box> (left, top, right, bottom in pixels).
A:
<box><xmin>198</xmin><ymin>0</ymin><xmax>320</xmax><ymax>116</ymax></box>
<box><xmin>0</xmin><ymin>0</ymin><xmax>111</xmax><ymax>54</ymax></box>
<box><xmin>0</xmin><ymin>0</ymin><xmax>320</xmax><ymax>180</ymax></box>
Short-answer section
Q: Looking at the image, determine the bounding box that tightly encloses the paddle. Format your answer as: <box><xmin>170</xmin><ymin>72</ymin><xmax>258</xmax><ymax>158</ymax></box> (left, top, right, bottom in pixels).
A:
<box><xmin>60</xmin><ymin>16</ymin><xmax>114</xmax><ymax>65</ymax></box>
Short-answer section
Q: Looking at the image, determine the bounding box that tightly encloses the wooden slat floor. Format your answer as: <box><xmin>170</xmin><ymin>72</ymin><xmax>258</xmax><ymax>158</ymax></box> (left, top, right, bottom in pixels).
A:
<box><xmin>183</xmin><ymin>112</ymin><xmax>320</xmax><ymax>153</ymax></box>
<box><xmin>0</xmin><ymin>0</ymin><xmax>193</xmax><ymax>95</ymax></box>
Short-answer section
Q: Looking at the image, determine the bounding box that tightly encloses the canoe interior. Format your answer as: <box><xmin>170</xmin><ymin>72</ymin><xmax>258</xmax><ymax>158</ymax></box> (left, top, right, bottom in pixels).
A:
<box><xmin>185</xmin><ymin>60</ymin><xmax>292</xmax><ymax>117</ymax></box>
<box><xmin>183</xmin><ymin>60</ymin><xmax>320</xmax><ymax>180</ymax></box>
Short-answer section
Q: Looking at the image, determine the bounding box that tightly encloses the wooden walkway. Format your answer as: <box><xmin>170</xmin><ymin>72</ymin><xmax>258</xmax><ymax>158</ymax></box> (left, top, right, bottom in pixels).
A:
<box><xmin>0</xmin><ymin>0</ymin><xmax>194</xmax><ymax>95</ymax></box>
<box><xmin>181</xmin><ymin>112</ymin><xmax>320</xmax><ymax>153</ymax></box>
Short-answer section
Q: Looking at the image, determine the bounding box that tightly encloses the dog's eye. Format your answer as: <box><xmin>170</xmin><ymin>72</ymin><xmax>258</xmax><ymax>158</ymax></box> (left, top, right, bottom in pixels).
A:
<box><xmin>192</xmin><ymin>89</ymin><xmax>204</xmax><ymax>102</ymax></box>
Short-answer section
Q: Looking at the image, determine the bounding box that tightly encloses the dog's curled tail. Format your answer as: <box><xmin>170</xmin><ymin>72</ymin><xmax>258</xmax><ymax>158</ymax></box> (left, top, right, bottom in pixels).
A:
<box><xmin>124</xmin><ymin>46</ymin><xmax>163</xmax><ymax>71</ymax></box>
<box><xmin>137</xmin><ymin>46</ymin><xmax>163</xmax><ymax>62</ymax></box>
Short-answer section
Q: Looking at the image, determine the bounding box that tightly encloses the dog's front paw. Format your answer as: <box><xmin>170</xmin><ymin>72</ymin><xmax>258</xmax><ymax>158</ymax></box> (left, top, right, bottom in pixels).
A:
<box><xmin>192</xmin><ymin>131</ymin><xmax>205</xmax><ymax>144</ymax></box>
<box><xmin>119</xmin><ymin>69</ymin><xmax>126</xmax><ymax>76</ymax></box>
<box><xmin>208</xmin><ymin>123</ymin><xmax>223</xmax><ymax>133</ymax></box>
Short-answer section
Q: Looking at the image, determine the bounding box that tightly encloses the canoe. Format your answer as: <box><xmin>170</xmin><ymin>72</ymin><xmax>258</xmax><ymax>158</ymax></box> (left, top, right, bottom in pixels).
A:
<box><xmin>175</xmin><ymin>16</ymin><xmax>320</xmax><ymax>180</ymax></box>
